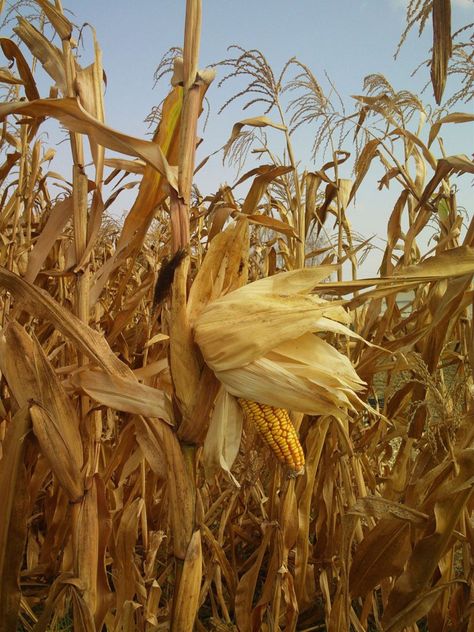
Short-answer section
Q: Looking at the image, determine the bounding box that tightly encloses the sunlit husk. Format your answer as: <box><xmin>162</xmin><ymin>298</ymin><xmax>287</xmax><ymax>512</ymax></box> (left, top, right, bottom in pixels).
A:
<box><xmin>194</xmin><ymin>268</ymin><xmax>355</xmax><ymax>372</ymax></box>
<box><xmin>202</xmin><ymin>388</ymin><xmax>243</xmax><ymax>485</ymax></box>
<box><xmin>194</xmin><ymin>269</ymin><xmax>366</xmax><ymax>414</ymax></box>
<box><xmin>215</xmin><ymin>354</ymin><xmax>360</xmax><ymax>416</ymax></box>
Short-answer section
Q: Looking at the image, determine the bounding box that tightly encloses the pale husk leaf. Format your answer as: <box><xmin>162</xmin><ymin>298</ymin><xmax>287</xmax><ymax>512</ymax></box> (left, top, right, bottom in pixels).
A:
<box><xmin>202</xmin><ymin>388</ymin><xmax>243</xmax><ymax>486</ymax></box>
<box><xmin>215</xmin><ymin>335</ymin><xmax>363</xmax><ymax>416</ymax></box>
<box><xmin>195</xmin><ymin>291</ymin><xmax>352</xmax><ymax>372</ymax></box>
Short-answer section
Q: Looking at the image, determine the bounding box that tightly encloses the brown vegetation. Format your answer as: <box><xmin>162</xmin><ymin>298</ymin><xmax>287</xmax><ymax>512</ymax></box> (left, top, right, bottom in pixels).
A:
<box><xmin>0</xmin><ymin>1</ymin><xmax>473</xmax><ymax>630</ymax></box>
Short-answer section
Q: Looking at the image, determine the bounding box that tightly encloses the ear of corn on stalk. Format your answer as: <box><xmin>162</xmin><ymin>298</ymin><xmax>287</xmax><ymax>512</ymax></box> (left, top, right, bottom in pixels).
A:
<box><xmin>194</xmin><ymin>264</ymin><xmax>367</xmax><ymax>480</ymax></box>
<box><xmin>238</xmin><ymin>398</ymin><xmax>305</xmax><ymax>475</ymax></box>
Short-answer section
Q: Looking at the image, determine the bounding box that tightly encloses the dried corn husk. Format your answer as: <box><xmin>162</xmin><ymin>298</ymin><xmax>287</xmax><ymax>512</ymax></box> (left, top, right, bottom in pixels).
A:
<box><xmin>194</xmin><ymin>267</ymin><xmax>366</xmax><ymax>415</ymax></box>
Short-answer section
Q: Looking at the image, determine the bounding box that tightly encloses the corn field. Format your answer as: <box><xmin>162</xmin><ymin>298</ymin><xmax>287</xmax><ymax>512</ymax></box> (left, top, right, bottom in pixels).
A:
<box><xmin>0</xmin><ymin>1</ymin><xmax>473</xmax><ymax>630</ymax></box>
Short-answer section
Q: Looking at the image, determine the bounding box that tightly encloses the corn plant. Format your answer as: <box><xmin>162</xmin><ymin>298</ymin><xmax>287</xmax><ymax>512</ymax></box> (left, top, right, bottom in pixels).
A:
<box><xmin>0</xmin><ymin>1</ymin><xmax>473</xmax><ymax>631</ymax></box>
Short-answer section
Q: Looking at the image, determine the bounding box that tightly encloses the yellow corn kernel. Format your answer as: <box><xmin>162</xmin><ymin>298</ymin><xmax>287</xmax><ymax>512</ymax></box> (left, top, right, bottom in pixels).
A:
<box><xmin>238</xmin><ymin>399</ymin><xmax>305</xmax><ymax>475</ymax></box>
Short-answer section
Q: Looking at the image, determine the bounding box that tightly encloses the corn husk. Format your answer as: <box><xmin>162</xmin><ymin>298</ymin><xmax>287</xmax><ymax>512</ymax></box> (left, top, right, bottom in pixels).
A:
<box><xmin>194</xmin><ymin>268</ymin><xmax>366</xmax><ymax>415</ymax></box>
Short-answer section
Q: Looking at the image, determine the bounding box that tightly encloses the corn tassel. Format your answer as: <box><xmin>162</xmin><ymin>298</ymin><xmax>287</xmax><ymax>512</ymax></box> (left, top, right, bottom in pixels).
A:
<box><xmin>238</xmin><ymin>399</ymin><xmax>305</xmax><ymax>474</ymax></box>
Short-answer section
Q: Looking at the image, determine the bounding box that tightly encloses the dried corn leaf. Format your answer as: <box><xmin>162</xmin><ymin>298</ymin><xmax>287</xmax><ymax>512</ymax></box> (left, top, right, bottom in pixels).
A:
<box><xmin>154</xmin><ymin>424</ymin><xmax>195</xmax><ymax>560</ymax></box>
<box><xmin>428</xmin><ymin>112</ymin><xmax>474</xmax><ymax>148</ymax></box>
<box><xmin>349</xmin><ymin>138</ymin><xmax>380</xmax><ymax>204</ymax></box>
<box><xmin>235</xmin><ymin>525</ymin><xmax>274</xmax><ymax>632</ymax></box>
<box><xmin>0</xmin><ymin>68</ymin><xmax>22</xmax><ymax>84</ymax></box>
<box><xmin>36</xmin><ymin>0</ymin><xmax>73</xmax><ymax>41</ymax></box>
<box><xmin>75</xmin><ymin>59</ymin><xmax>105</xmax><ymax>178</ymax></box>
<box><xmin>0</xmin><ymin>98</ymin><xmax>178</xmax><ymax>187</ymax></box>
<box><xmin>112</xmin><ymin>498</ymin><xmax>144</xmax><ymax>620</ymax></box>
<box><xmin>384</xmin><ymin>581</ymin><xmax>465</xmax><ymax>632</ymax></box>
<box><xmin>169</xmin><ymin>255</ymin><xmax>202</xmax><ymax>430</ymax></box>
<box><xmin>0</xmin><ymin>407</ymin><xmax>30</xmax><ymax>632</ymax></box>
<box><xmin>72</xmin><ymin>476</ymin><xmax>100</xmax><ymax>616</ymax></box>
<box><xmin>241</xmin><ymin>165</ymin><xmax>293</xmax><ymax>215</ymax></box>
<box><xmin>30</xmin><ymin>404</ymin><xmax>84</xmax><ymax>502</ymax></box>
<box><xmin>72</xmin><ymin>369</ymin><xmax>172</xmax><ymax>424</ymax></box>
<box><xmin>225</xmin><ymin>116</ymin><xmax>286</xmax><ymax>155</ymax></box>
<box><xmin>383</xmin><ymin>450</ymin><xmax>474</xmax><ymax>625</ymax></box>
<box><xmin>91</xmin><ymin>86</ymin><xmax>182</xmax><ymax>303</ymax></box>
<box><xmin>0</xmin><ymin>38</ymin><xmax>39</xmax><ymax>100</ymax></box>
<box><xmin>171</xmin><ymin>530</ymin><xmax>202</xmax><ymax>632</ymax></box>
<box><xmin>0</xmin><ymin>323</ymin><xmax>84</xmax><ymax>495</ymax></box>
<box><xmin>104</xmin><ymin>157</ymin><xmax>146</xmax><ymax>174</ymax></box>
<box><xmin>71</xmin><ymin>586</ymin><xmax>96</xmax><ymax>632</ymax></box>
<box><xmin>24</xmin><ymin>195</ymin><xmax>74</xmax><ymax>283</ymax></box>
<box><xmin>349</xmin><ymin>518</ymin><xmax>411</xmax><ymax>598</ymax></box>
<box><xmin>246</xmin><ymin>213</ymin><xmax>299</xmax><ymax>239</ymax></box>
<box><xmin>133</xmin><ymin>416</ymin><xmax>167</xmax><ymax>479</ymax></box>
<box><xmin>14</xmin><ymin>18</ymin><xmax>67</xmax><ymax>92</ymax></box>
<box><xmin>418</xmin><ymin>155</ymin><xmax>474</xmax><ymax>208</ymax></box>
<box><xmin>396</xmin><ymin>245</ymin><xmax>474</xmax><ymax>279</ymax></box>
<box><xmin>431</xmin><ymin>0</ymin><xmax>452</xmax><ymax>105</ymax></box>
<box><xmin>0</xmin><ymin>266</ymin><xmax>134</xmax><ymax>378</ymax></box>
<box><xmin>349</xmin><ymin>496</ymin><xmax>428</xmax><ymax>524</ymax></box>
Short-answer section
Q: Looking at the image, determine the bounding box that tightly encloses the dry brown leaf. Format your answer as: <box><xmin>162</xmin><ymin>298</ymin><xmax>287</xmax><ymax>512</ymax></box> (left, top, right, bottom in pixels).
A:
<box><xmin>0</xmin><ymin>98</ymin><xmax>178</xmax><ymax>187</ymax></box>
<box><xmin>0</xmin><ymin>407</ymin><xmax>30</xmax><ymax>632</ymax></box>
<box><xmin>14</xmin><ymin>18</ymin><xmax>67</xmax><ymax>93</ymax></box>
<box><xmin>30</xmin><ymin>404</ymin><xmax>84</xmax><ymax>502</ymax></box>
<box><xmin>155</xmin><ymin>424</ymin><xmax>195</xmax><ymax>560</ymax></box>
<box><xmin>72</xmin><ymin>369</ymin><xmax>172</xmax><ymax>424</ymax></box>
<box><xmin>202</xmin><ymin>388</ymin><xmax>242</xmax><ymax>485</ymax></box>
<box><xmin>0</xmin><ymin>67</ymin><xmax>23</xmax><ymax>85</ymax></box>
<box><xmin>349</xmin><ymin>496</ymin><xmax>428</xmax><ymax>524</ymax></box>
<box><xmin>383</xmin><ymin>450</ymin><xmax>474</xmax><ymax>625</ymax></box>
<box><xmin>384</xmin><ymin>581</ymin><xmax>465</xmax><ymax>632</ymax></box>
<box><xmin>75</xmin><ymin>60</ymin><xmax>105</xmax><ymax>179</ymax></box>
<box><xmin>169</xmin><ymin>255</ymin><xmax>202</xmax><ymax>435</ymax></box>
<box><xmin>295</xmin><ymin>417</ymin><xmax>331</xmax><ymax>605</ymax></box>
<box><xmin>349</xmin><ymin>518</ymin><xmax>411</xmax><ymax>598</ymax></box>
<box><xmin>246</xmin><ymin>213</ymin><xmax>300</xmax><ymax>239</ymax></box>
<box><xmin>107</xmin><ymin>272</ymin><xmax>154</xmax><ymax>343</ymax></box>
<box><xmin>171</xmin><ymin>530</ymin><xmax>202</xmax><ymax>632</ymax></box>
<box><xmin>240</xmin><ymin>165</ymin><xmax>293</xmax><ymax>215</ymax></box>
<box><xmin>349</xmin><ymin>138</ymin><xmax>380</xmax><ymax>204</ymax></box>
<box><xmin>133</xmin><ymin>416</ymin><xmax>167</xmax><ymax>479</ymax></box>
<box><xmin>226</xmin><ymin>116</ymin><xmax>287</xmax><ymax>153</ymax></box>
<box><xmin>24</xmin><ymin>195</ymin><xmax>74</xmax><ymax>283</ymax></box>
<box><xmin>0</xmin><ymin>322</ymin><xmax>84</xmax><ymax>502</ymax></box>
<box><xmin>91</xmin><ymin>86</ymin><xmax>183</xmax><ymax>303</ymax></box>
<box><xmin>418</xmin><ymin>155</ymin><xmax>474</xmax><ymax>209</ymax></box>
<box><xmin>431</xmin><ymin>0</ymin><xmax>452</xmax><ymax>105</ymax></box>
<box><xmin>390</xmin><ymin>127</ymin><xmax>437</xmax><ymax>170</ymax></box>
<box><xmin>36</xmin><ymin>0</ymin><xmax>73</xmax><ymax>41</ymax></box>
<box><xmin>112</xmin><ymin>497</ymin><xmax>144</xmax><ymax>621</ymax></box>
<box><xmin>235</xmin><ymin>525</ymin><xmax>274</xmax><ymax>632</ymax></box>
<box><xmin>0</xmin><ymin>38</ymin><xmax>39</xmax><ymax>101</ymax></box>
<box><xmin>0</xmin><ymin>266</ymin><xmax>134</xmax><ymax>378</ymax></box>
<box><xmin>428</xmin><ymin>112</ymin><xmax>474</xmax><ymax>147</ymax></box>
<box><xmin>72</xmin><ymin>476</ymin><xmax>100</xmax><ymax>617</ymax></box>
<box><xmin>104</xmin><ymin>157</ymin><xmax>146</xmax><ymax>174</ymax></box>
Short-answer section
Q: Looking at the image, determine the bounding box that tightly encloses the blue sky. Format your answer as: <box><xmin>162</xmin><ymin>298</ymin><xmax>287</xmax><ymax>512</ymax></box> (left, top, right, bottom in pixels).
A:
<box><xmin>65</xmin><ymin>0</ymin><xmax>472</xmax><ymax>130</ymax></box>
<box><xmin>5</xmin><ymin>0</ymin><xmax>474</xmax><ymax>275</ymax></box>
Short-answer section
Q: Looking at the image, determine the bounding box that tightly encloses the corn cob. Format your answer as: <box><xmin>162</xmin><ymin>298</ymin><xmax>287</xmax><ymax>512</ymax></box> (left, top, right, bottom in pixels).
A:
<box><xmin>238</xmin><ymin>399</ymin><xmax>305</xmax><ymax>475</ymax></box>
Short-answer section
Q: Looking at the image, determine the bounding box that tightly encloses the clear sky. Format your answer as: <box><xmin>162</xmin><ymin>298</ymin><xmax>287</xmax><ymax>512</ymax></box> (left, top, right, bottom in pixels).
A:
<box><xmin>4</xmin><ymin>0</ymin><xmax>474</xmax><ymax>275</ymax></box>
